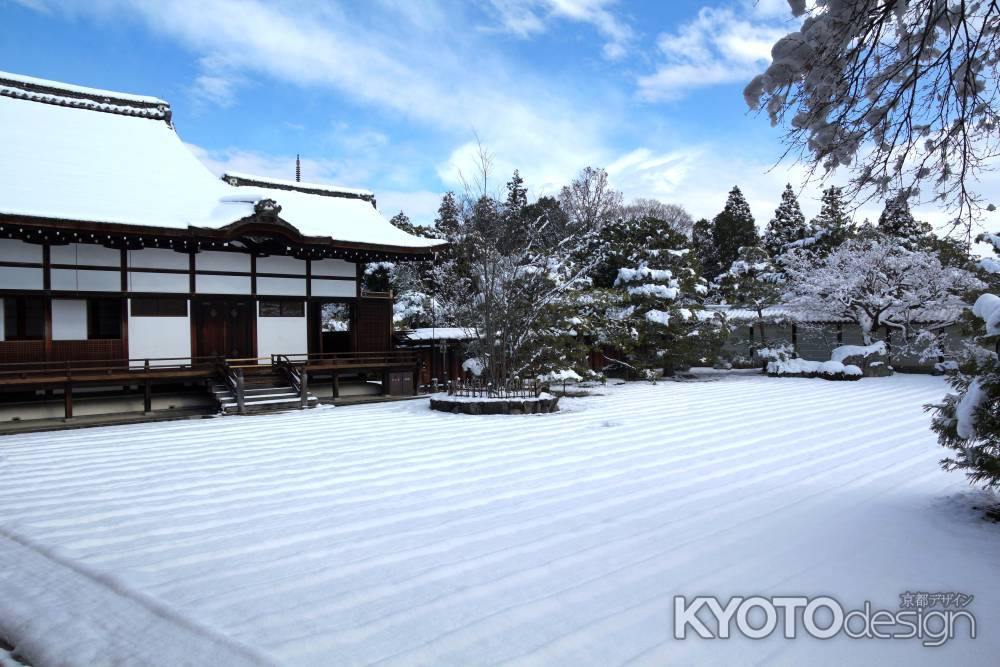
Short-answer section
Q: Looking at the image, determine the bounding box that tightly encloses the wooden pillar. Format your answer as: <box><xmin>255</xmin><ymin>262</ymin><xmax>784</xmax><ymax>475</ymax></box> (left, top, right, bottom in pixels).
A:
<box><xmin>300</xmin><ymin>371</ymin><xmax>309</xmax><ymax>409</ymax></box>
<box><xmin>412</xmin><ymin>370</ymin><xmax>418</xmax><ymax>396</ymax></box>
<box><xmin>63</xmin><ymin>383</ymin><xmax>72</xmax><ymax>419</ymax></box>
<box><xmin>143</xmin><ymin>380</ymin><xmax>152</xmax><ymax>413</ymax></box>
<box><xmin>332</xmin><ymin>371</ymin><xmax>339</xmax><ymax>399</ymax></box>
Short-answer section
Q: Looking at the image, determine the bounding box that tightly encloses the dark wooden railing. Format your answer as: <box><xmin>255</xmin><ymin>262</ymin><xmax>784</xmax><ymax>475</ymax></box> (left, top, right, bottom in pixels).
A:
<box><xmin>0</xmin><ymin>350</ymin><xmax>423</xmax><ymax>419</ymax></box>
<box><xmin>275</xmin><ymin>350</ymin><xmax>420</xmax><ymax>371</ymax></box>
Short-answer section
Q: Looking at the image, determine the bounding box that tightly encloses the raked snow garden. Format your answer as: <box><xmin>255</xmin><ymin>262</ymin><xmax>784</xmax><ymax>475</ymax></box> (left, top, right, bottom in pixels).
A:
<box><xmin>2</xmin><ymin>372</ymin><xmax>1000</xmax><ymax>666</ymax></box>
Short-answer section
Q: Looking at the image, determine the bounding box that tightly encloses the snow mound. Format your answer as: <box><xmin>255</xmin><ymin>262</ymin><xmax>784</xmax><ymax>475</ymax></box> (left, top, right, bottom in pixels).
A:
<box><xmin>830</xmin><ymin>341</ymin><xmax>887</xmax><ymax>363</ymax></box>
<box><xmin>767</xmin><ymin>358</ymin><xmax>863</xmax><ymax>380</ymax></box>
<box><xmin>538</xmin><ymin>369</ymin><xmax>582</xmax><ymax>383</ymax></box>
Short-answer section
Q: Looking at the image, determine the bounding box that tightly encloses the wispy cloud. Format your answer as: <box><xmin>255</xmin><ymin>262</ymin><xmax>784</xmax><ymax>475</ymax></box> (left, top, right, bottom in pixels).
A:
<box><xmin>485</xmin><ymin>0</ymin><xmax>633</xmax><ymax>60</ymax></box>
<box><xmin>637</xmin><ymin>3</ymin><xmax>793</xmax><ymax>101</ymax></box>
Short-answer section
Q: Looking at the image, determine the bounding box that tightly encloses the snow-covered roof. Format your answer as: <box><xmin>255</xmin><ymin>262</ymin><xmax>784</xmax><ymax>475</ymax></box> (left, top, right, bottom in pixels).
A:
<box><xmin>0</xmin><ymin>71</ymin><xmax>443</xmax><ymax>253</ymax></box>
<box><xmin>711</xmin><ymin>304</ymin><xmax>965</xmax><ymax>325</ymax></box>
<box><xmin>221</xmin><ymin>174</ymin><xmax>442</xmax><ymax>250</ymax></box>
<box><xmin>398</xmin><ymin>327</ymin><xmax>477</xmax><ymax>342</ymax></box>
<box><xmin>0</xmin><ymin>72</ymin><xmax>246</xmax><ymax>229</ymax></box>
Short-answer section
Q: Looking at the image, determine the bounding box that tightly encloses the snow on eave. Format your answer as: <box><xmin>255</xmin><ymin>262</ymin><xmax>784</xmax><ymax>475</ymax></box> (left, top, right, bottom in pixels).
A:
<box><xmin>0</xmin><ymin>70</ymin><xmax>171</xmax><ymax>123</ymax></box>
<box><xmin>222</xmin><ymin>172</ymin><xmax>375</xmax><ymax>202</ymax></box>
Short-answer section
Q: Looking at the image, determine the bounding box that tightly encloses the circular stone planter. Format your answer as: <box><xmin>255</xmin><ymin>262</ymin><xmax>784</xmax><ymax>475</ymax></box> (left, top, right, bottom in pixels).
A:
<box><xmin>430</xmin><ymin>393</ymin><xmax>560</xmax><ymax>415</ymax></box>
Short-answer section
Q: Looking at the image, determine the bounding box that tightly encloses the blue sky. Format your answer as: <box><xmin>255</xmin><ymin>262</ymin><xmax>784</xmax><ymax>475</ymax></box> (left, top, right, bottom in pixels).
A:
<box><xmin>1</xmin><ymin>0</ymin><xmax>903</xmax><ymax>227</ymax></box>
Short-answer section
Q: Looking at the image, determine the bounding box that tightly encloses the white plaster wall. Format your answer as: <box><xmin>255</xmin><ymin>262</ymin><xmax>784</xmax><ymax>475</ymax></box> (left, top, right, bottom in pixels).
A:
<box><xmin>311</xmin><ymin>258</ymin><xmax>355</xmax><ymax>277</ymax></box>
<box><xmin>311</xmin><ymin>279</ymin><xmax>356</xmax><ymax>297</ymax></box>
<box><xmin>257</xmin><ymin>255</ymin><xmax>306</xmax><ymax>275</ymax></box>
<box><xmin>51</xmin><ymin>243</ymin><xmax>120</xmax><ymax>267</ymax></box>
<box><xmin>197</xmin><ymin>250</ymin><xmax>251</xmax><ymax>272</ymax></box>
<box><xmin>0</xmin><ymin>238</ymin><xmax>42</xmax><ymax>263</ymax></box>
<box><xmin>257</xmin><ymin>277</ymin><xmax>306</xmax><ymax>296</ymax></box>
<box><xmin>0</xmin><ymin>266</ymin><xmax>43</xmax><ymax>290</ymax></box>
<box><xmin>52</xmin><ymin>268</ymin><xmax>120</xmax><ymax>292</ymax></box>
<box><xmin>257</xmin><ymin>310</ymin><xmax>307</xmax><ymax>358</ymax></box>
<box><xmin>196</xmin><ymin>274</ymin><xmax>251</xmax><ymax>295</ymax></box>
<box><xmin>50</xmin><ymin>268</ymin><xmax>77</xmax><ymax>291</ymax></box>
<box><xmin>128</xmin><ymin>301</ymin><xmax>191</xmax><ymax>364</ymax></box>
<box><xmin>52</xmin><ymin>299</ymin><xmax>88</xmax><ymax>340</ymax></box>
<box><xmin>78</xmin><ymin>269</ymin><xmax>121</xmax><ymax>292</ymax></box>
<box><xmin>128</xmin><ymin>248</ymin><xmax>189</xmax><ymax>270</ymax></box>
<box><xmin>129</xmin><ymin>271</ymin><xmax>189</xmax><ymax>293</ymax></box>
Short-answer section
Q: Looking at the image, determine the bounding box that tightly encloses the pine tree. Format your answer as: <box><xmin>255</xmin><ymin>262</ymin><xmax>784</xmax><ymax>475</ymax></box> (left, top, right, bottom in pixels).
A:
<box><xmin>878</xmin><ymin>192</ymin><xmax>933</xmax><ymax>250</ymax></box>
<box><xmin>716</xmin><ymin>244</ymin><xmax>782</xmax><ymax>345</ymax></box>
<box><xmin>692</xmin><ymin>217</ymin><xmax>720</xmax><ymax>280</ymax></box>
<box><xmin>434</xmin><ymin>191</ymin><xmax>462</xmax><ymax>239</ymax></box>
<box><xmin>809</xmin><ymin>186</ymin><xmax>853</xmax><ymax>253</ymax></box>
<box><xmin>711</xmin><ymin>186</ymin><xmax>759</xmax><ymax>275</ymax></box>
<box><xmin>930</xmin><ymin>293</ymin><xmax>1000</xmax><ymax>492</ymax></box>
<box><xmin>608</xmin><ymin>222</ymin><xmax>713</xmax><ymax>377</ymax></box>
<box><xmin>763</xmin><ymin>184</ymin><xmax>808</xmax><ymax>257</ymax></box>
<box><xmin>505</xmin><ymin>170</ymin><xmax>528</xmax><ymax>214</ymax></box>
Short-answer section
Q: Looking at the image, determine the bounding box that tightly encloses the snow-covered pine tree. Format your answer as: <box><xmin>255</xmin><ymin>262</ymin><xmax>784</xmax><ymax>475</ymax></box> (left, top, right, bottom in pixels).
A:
<box><xmin>711</xmin><ymin>186</ymin><xmax>759</xmax><ymax>275</ymax></box>
<box><xmin>691</xmin><ymin>217</ymin><xmax>720</xmax><ymax>280</ymax></box>
<box><xmin>930</xmin><ymin>293</ymin><xmax>1000</xmax><ymax>492</ymax></box>
<box><xmin>878</xmin><ymin>192</ymin><xmax>933</xmax><ymax>250</ymax></box>
<box><xmin>716</xmin><ymin>244</ymin><xmax>782</xmax><ymax>345</ymax></box>
<box><xmin>763</xmin><ymin>184</ymin><xmax>808</xmax><ymax>257</ymax></box>
<box><xmin>602</xmin><ymin>218</ymin><xmax>715</xmax><ymax>377</ymax></box>
<box><xmin>928</xmin><ymin>232</ymin><xmax>1000</xmax><ymax>492</ymax></box>
<box><xmin>808</xmin><ymin>186</ymin><xmax>853</xmax><ymax>254</ymax></box>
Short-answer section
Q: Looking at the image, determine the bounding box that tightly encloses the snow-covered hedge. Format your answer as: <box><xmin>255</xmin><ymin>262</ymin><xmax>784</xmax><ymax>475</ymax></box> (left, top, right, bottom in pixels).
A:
<box><xmin>767</xmin><ymin>358</ymin><xmax>863</xmax><ymax>381</ymax></box>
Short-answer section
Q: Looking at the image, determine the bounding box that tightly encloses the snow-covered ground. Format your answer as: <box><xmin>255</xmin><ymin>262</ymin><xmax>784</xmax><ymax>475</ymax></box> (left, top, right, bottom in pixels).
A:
<box><xmin>1</xmin><ymin>373</ymin><xmax>998</xmax><ymax>666</ymax></box>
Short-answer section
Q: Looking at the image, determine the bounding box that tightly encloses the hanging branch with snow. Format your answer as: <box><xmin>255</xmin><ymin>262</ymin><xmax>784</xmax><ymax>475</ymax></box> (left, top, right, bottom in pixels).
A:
<box><xmin>747</xmin><ymin>0</ymin><xmax>1000</xmax><ymax>240</ymax></box>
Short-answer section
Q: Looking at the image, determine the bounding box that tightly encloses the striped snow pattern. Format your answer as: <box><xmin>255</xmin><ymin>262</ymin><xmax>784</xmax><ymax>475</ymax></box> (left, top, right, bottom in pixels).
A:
<box><xmin>1</xmin><ymin>373</ymin><xmax>998</xmax><ymax>666</ymax></box>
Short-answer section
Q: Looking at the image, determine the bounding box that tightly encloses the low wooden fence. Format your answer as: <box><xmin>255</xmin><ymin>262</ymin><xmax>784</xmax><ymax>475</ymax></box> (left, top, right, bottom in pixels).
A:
<box><xmin>446</xmin><ymin>377</ymin><xmax>547</xmax><ymax>399</ymax></box>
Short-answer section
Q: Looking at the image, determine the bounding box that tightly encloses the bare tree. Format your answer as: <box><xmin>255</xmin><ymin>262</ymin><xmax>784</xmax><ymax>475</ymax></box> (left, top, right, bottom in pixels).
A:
<box><xmin>558</xmin><ymin>166</ymin><xmax>623</xmax><ymax>233</ymax></box>
<box><xmin>746</xmin><ymin>0</ymin><xmax>1000</xmax><ymax>243</ymax></box>
<box><xmin>622</xmin><ymin>199</ymin><xmax>695</xmax><ymax>236</ymax></box>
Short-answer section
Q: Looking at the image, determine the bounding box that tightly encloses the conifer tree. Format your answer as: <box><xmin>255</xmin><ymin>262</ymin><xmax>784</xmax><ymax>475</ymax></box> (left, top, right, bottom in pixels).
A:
<box><xmin>878</xmin><ymin>192</ymin><xmax>933</xmax><ymax>250</ymax></box>
<box><xmin>763</xmin><ymin>184</ymin><xmax>808</xmax><ymax>257</ymax></box>
<box><xmin>716</xmin><ymin>244</ymin><xmax>782</xmax><ymax>344</ymax></box>
<box><xmin>433</xmin><ymin>191</ymin><xmax>462</xmax><ymax>239</ymax></box>
<box><xmin>711</xmin><ymin>186</ymin><xmax>758</xmax><ymax>275</ymax></box>
<box><xmin>809</xmin><ymin>186</ymin><xmax>853</xmax><ymax>254</ymax></box>
<box><xmin>692</xmin><ymin>217</ymin><xmax>720</xmax><ymax>280</ymax></box>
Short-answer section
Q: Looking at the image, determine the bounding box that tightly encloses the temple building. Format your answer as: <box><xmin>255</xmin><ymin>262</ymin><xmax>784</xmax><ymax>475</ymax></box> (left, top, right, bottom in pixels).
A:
<box><xmin>0</xmin><ymin>71</ymin><xmax>444</xmax><ymax>421</ymax></box>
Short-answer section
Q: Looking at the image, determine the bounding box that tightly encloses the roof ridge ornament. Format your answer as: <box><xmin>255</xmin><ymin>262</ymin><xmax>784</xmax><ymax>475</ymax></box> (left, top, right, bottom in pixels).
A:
<box><xmin>253</xmin><ymin>198</ymin><xmax>283</xmax><ymax>218</ymax></box>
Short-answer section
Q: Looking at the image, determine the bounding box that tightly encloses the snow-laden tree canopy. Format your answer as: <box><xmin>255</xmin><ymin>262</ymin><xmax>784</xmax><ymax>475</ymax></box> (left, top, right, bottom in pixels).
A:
<box><xmin>747</xmin><ymin>0</ymin><xmax>1000</xmax><ymax>236</ymax></box>
<box><xmin>782</xmin><ymin>234</ymin><xmax>983</xmax><ymax>343</ymax></box>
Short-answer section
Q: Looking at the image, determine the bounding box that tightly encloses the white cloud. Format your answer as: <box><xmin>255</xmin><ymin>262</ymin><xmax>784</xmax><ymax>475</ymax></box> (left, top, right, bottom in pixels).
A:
<box><xmin>485</xmin><ymin>0</ymin><xmax>633</xmax><ymax>60</ymax></box>
<box><xmin>637</xmin><ymin>4</ymin><xmax>792</xmax><ymax>101</ymax></box>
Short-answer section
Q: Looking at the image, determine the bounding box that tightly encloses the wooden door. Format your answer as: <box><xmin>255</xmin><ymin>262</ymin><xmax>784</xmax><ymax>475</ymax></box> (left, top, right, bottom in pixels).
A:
<box><xmin>194</xmin><ymin>300</ymin><xmax>254</xmax><ymax>359</ymax></box>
